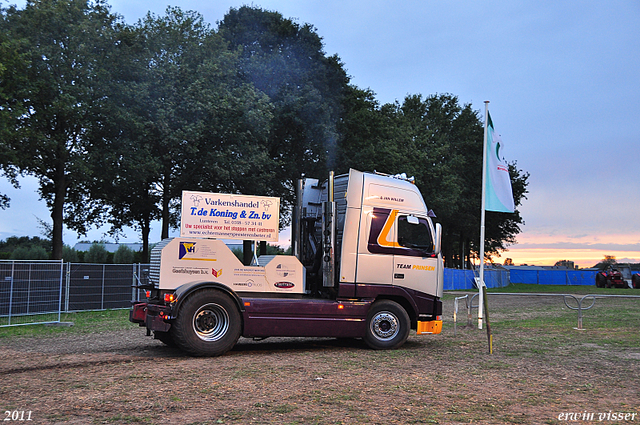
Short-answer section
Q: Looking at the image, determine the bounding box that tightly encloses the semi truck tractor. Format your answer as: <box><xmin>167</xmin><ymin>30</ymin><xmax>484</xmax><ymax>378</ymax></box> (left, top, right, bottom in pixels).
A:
<box><xmin>130</xmin><ymin>169</ymin><xmax>444</xmax><ymax>356</ymax></box>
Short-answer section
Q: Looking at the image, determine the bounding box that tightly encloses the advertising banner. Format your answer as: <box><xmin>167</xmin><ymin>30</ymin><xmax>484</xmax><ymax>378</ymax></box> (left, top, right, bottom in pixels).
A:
<box><xmin>180</xmin><ymin>191</ymin><xmax>280</xmax><ymax>242</ymax></box>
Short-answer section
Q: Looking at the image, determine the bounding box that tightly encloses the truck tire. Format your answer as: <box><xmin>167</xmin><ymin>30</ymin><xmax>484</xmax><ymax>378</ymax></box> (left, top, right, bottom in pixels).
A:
<box><xmin>171</xmin><ymin>289</ymin><xmax>241</xmax><ymax>357</ymax></box>
<box><xmin>595</xmin><ymin>272</ymin><xmax>606</xmax><ymax>288</ymax></box>
<box><xmin>364</xmin><ymin>300</ymin><xmax>410</xmax><ymax>350</ymax></box>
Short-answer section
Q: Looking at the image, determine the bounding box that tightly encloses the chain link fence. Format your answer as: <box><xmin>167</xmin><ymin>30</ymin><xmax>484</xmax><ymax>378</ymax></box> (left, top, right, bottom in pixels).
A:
<box><xmin>0</xmin><ymin>260</ymin><xmax>148</xmax><ymax>327</ymax></box>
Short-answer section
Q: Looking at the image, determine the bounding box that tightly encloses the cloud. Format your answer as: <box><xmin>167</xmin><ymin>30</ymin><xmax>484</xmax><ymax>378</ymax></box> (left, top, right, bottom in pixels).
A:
<box><xmin>513</xmin><ymin>241</ymin><xmax>640</xmax><ymax>252</ymax></box>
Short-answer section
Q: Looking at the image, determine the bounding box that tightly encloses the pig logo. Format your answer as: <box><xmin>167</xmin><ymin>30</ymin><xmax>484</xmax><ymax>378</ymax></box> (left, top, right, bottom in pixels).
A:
<box><xmin>190</xmin><ymin>194</ymin><xmax>203</xmax><ymax>207</ymax></box>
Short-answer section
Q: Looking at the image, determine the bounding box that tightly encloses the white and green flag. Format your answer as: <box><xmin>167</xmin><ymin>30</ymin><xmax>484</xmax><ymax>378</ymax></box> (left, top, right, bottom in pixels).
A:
<box><xmin>484</xmin><ymin>112</ymin><xmax>515</xmax><ymax>213</ymax></box>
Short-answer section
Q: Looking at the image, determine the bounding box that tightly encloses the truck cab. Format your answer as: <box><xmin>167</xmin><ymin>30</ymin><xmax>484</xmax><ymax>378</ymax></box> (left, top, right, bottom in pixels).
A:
<box><xmin>131</xmin><ymin>169</ymin><xmax>443</xmax><ymax>356</ymax></box>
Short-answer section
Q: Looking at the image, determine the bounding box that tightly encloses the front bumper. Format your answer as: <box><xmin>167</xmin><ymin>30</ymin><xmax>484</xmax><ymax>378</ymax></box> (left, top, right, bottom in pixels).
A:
<box><xmin>416</xmin><ymin>320</ymin><xmax>443</xmax><ymax>335</ymax></box>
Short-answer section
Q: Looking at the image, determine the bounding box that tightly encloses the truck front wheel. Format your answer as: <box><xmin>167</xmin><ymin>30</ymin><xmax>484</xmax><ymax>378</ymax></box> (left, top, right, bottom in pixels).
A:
<box><xmin>364</xmin><ymin>300</ymin><xmax>410</xmax><ymax>350</ymax></box>
<box><xmin>172</xmin><ymin>289</ymin><xmax>241</xmax><ymax>357</ymax></box>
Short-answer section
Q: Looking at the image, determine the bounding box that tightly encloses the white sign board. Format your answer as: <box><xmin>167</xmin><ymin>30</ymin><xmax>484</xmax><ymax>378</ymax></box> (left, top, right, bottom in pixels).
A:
<box><xmin>180</xmin><ymin>191</ymin><xmax>280</xmax><ymax>242</ymax></box>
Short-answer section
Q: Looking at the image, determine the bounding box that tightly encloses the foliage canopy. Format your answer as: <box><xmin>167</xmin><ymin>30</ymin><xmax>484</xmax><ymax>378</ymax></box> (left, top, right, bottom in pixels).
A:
<box><xmin>0</xmin><ymin>2</ymin><xmax>529</xmax><ymax>265</ymax></box>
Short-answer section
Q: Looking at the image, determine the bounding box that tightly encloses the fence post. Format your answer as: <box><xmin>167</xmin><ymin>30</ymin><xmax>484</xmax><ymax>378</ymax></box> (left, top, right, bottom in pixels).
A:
<box><xmin>65</xmin><ymin>262</ymin><xmax>71</xmax><ymax>312</ymax></box>
<box><xmin>8</xmin><ymin>261</ymin><xmax>15</xmax><ymax>326</ymax></box>
<box><xmin>101</xmin><ymin>264</ymin><xmax>105</xmax><ymax>310</ymax></box>
<box><xmin>57</xmin><ymin>259</ymin><xmax>64</xmax><ymax>323</ymax></box>
<box><xmin>132</xmin><ymin>263</ymin><xmax>137</xmax><ymax>303</ymax></box>
<box><xmin>27</xmin><ymin>263</ymin><xmax>32</xmax><ymax>315</ymax></box>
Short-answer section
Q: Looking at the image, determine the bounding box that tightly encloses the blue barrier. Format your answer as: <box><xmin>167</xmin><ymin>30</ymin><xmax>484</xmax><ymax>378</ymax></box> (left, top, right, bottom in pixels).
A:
<box><xmin>444</xmin><ymin>268</ymin><xmax>599</xmax><ymax>290</ymax></box>
<box><xmin>443</xmin><ymin>269</ymin><xmax>475</xmax><ymax>290</ymax></box>
<box><xmin>509</xmin><ymin>269</ymin><xmax>537</xmax><ymax>284</ymax></box>
<box><xmin>443</xmin><ymin>269</ymin><xmax>509</xmax><ymax>290</ymax></box>
<box><xmin>508</xmin><ymin>269</ymin><xmax>598</xmax><ymax>286</ymax></box>
<box><xmin>566</xmin><ymin>270</ymin><xmax>599</xmax><ymax>286</ymax></box>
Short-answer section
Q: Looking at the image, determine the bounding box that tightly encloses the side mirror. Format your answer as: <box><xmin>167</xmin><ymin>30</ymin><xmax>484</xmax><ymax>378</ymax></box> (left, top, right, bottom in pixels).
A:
<box><xmin>434</xmin><ymin>223</ymin><xmax>442</xmax><ymax>256</ymax></box>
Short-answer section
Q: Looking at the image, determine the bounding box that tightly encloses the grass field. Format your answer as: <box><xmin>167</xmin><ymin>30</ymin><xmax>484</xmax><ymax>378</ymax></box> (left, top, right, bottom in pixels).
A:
<box><xmin>0</xmin><ymin>284</ymin><xmax>639</xmax><ymax>424</ymax></box>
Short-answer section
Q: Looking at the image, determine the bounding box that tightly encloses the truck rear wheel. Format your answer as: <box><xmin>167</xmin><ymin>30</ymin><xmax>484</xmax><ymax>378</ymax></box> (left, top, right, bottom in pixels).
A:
<box><xmin>364</xmin><ymin>300</ymin><xmax>410</xmax><ymax>350</ymax></box>
<box><xmin>172</xmin><ymin>289</ymin><xmax>241</xmax><ymax>357</ymax></box>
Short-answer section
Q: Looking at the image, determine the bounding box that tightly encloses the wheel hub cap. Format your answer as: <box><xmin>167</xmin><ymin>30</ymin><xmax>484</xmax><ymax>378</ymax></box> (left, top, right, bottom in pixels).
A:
<box><xmin>371</xmin><ymin>311</ymin><xmax>399</xmax><ymax>340</ymax></box>
<box><xmin>193</xmin><ymin>303</ymin><xmax>229</xmax><ymax>342</ymax></box>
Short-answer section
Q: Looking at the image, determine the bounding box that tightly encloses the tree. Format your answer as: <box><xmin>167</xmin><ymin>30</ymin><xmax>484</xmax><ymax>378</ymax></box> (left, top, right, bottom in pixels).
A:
<box><xmin>113</xmin><ymin>245</ymin><xmax>134</xmax><ymax>263</ymax></box>
<box><xmin>0</xmin><ymin>16</ymin><xmax>23</xmax><ymax>209</ymax></box>
<box><xmin>336</xmin><ymin>86</ymin><xmax>407</xmax><ymax>174</ymax></box>
<box><xmin>10</xmin><ymin>245</ymin><xmax>48</xmax><ymax>260</ymax></box>
<box><xmin>62</xmin><ymin>245</ymin><xmax>79</xmax><ymax>262</ymax></box>
<box><xmin>0</xmin><ymin>0</ymin><xmax>119</xmax><ymax>259</ymax></box>
<box><xmin>90</xmin><ymin>8</ymin><xmax>275</xmax><ymax>260</ymax></box>
<box><xmin>337</xmin><ymin>93</ymin><xmax>529</xmax><ymax>267</ymax></box>
<box><xmin>219</xmin><ymin>6</ymin><xmax>349</xmax><ymax>213</ymax></box>
<box><xmin>0</xmin><ymin>236</ymin><xmax>51</xmax><ymax>259</ymax></box>
<box><xmin>84</xmin><ymin>243</ymin><xmax>109</xmax><ymax>263</ymax></box>
<box><xmin>594</xmin><ymin>255</ymin><xmax>617</xmax><ymax>270</ymax></box>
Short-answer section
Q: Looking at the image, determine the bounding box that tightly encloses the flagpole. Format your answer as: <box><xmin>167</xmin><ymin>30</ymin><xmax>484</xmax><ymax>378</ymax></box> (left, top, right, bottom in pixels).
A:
<box><xmin>478</xmin><ymin>101</ymin><xmax>490</xmax><ymax>330</ymax></box>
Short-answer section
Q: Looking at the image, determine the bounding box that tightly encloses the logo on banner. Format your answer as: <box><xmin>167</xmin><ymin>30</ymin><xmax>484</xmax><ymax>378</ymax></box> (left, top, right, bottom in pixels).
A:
<box><xmin>212</xmin><ymin>268</ymin><xmax>223</xmax><ymax>278</ymax></box>
<box><xmin>179</xmin><ymin>242</ymin><xmax>196</xmax><ymax>259</ymax></box>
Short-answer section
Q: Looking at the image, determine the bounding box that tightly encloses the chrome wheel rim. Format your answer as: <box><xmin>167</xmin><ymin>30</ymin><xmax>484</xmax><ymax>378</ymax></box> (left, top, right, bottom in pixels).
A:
<box><xmin>370</xmin><ymin>311</ymin><xmax>399</xmax><ymax>341</ymax></box>
<box><xmin>193</xmin><ymin>303</ymin><xmax>229</xmax><ymax>342</ymax></box>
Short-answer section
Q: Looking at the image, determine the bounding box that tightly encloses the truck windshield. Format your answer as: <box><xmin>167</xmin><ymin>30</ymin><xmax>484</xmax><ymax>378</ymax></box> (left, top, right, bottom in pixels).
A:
<box><xmin>397</xmin><ymin>216</ymin><xmax>433</xmax><ymax>252</ymax></box>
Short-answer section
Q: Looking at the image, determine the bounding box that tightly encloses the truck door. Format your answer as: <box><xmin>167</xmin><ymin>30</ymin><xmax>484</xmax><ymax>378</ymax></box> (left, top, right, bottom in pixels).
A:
<box><xmin>392</xmin><ymin>214</ymin><xmax>439</xmax><ymax>295</ymax></box>
<box><xmin>355</xmin><ymin>207</ymin><xmax>394</xmax><ymax>285</ymax></box>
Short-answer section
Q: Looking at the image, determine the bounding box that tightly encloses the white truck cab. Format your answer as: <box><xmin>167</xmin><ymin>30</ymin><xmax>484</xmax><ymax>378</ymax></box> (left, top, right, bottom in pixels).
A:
<box><xmin>131</xmin><ymin>169</ymin><xmax>443</xmax><ymax>356</ymax></box>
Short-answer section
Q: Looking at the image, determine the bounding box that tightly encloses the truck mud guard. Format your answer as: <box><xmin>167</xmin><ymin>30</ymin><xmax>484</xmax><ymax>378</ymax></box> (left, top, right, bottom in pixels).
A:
<box><xmin>172</xmin><ymin>281</ymin><xmax>245</xmax><ymax>316</ymax></box>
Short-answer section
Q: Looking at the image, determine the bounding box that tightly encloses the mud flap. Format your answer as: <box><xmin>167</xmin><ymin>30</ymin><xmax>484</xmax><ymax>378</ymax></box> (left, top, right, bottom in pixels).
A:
<box><xmin>129</xmin><ymin>303</ymin><xmax>147</xmax><ymax>324</ymax></box>
<box><xmin>146</xmin><ymin>313</ymin><xmax>171</xmax><ymax>333</ymax></box>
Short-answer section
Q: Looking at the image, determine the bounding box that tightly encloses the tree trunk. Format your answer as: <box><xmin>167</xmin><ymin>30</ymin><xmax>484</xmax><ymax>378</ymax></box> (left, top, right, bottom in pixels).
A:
<box><xmin>51</xmin><ymin>167</ymin><xmax>67</xmax><ymax>260</ymax></box>
<box><xmin>459</xmin><ymin>234</ymin><xmax>465</xmax><ymax>269</ymax></box>
<box><xmin>161</xmin><ymin>170</ymin><xmax>171</xmax><ymax>240</ymax></box>
<box><xmin>141</xmin><ymin>216</ymin><xmax>150</xmax><ymax>263</ymax></box>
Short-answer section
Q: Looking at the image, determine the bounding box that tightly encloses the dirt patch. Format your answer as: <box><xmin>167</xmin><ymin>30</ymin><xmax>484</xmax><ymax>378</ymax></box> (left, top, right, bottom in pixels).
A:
<box><xmin>1</xmin><ymin>296</ymin><xmax>639</xmax><ymax>424</ymax></box>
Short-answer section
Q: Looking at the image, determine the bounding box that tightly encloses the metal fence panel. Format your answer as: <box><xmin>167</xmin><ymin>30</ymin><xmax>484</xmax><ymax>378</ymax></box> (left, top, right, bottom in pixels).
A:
<box><xmin>0</xmin><ymin>260</ymin><xmax>63</xmax><ymax>327</ymax></box>
<box><xmin>65</xmin><ymin>264</ymin><xmax>147</xmax><ymax>312</ymax></box>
